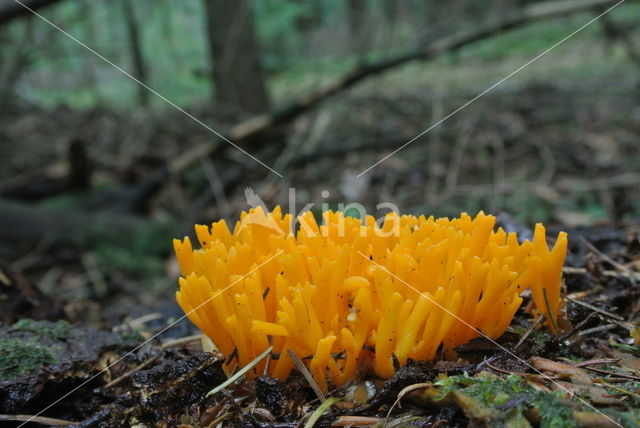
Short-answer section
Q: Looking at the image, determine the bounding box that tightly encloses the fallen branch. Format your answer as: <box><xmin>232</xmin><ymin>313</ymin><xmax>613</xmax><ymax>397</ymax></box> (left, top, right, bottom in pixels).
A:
<box><xmin>0</xmin><ymin>414</ymin><xmax>78</xmax><ymax>426</ymax></box>
<box><xmin>0</xmin><ymin>198</ymin><xmax>151</xmax><ymax>246</ymax></box>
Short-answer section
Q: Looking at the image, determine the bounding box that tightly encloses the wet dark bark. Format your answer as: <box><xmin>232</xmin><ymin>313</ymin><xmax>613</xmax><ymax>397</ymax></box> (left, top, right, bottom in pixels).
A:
<box><xmin>121</xmin><ymin>0</ymin><xmax>149</xmax><ymax>106</ymax></box>
<box><xmin>204</xmin><ymin>0</ymin><xmax>269</xmax><ymax>115</ymax></box>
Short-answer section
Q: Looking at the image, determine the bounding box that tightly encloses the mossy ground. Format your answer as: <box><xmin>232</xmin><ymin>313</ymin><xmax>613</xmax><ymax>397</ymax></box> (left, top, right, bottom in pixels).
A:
<box><xmin>0</xmin><ymin>338</ymin><xmax>57</xmax><ymax>381</ymax></box>
<box><xmin>11</xmin><ymin>319</ymin><xmax>71</xmax><ymax>339</ymax></box>
<box><xmin>431</xmin><ymin>372</ymin><xmax>640</xmax><ymax>428</ymax></box>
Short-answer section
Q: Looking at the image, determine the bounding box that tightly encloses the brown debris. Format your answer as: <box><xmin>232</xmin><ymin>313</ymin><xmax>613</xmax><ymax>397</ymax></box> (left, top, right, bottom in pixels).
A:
<box><xmin>0</xmin><ymin>261</ymin><xmax>66</xmax><ymax>324</ymax></box>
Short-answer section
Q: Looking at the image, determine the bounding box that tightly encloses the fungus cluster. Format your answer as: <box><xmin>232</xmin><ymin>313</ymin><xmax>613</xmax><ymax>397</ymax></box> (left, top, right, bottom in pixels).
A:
<box><xmin>174</xmin><ymin>207</ymin><xmax>567</xmax><ymax>392</ymax></box>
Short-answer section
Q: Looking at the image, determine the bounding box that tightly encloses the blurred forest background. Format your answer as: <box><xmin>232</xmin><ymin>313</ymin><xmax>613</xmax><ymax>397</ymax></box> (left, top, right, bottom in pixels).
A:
<box><xmin>0</xmin><ymin>0</ymin><xmax>639</xmax><ymax>322</ymax></box>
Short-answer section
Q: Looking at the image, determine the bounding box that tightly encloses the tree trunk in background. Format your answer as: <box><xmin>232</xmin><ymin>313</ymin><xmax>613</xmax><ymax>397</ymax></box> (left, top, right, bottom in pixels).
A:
<box><xmin>121</xmin><ymin>0</ymin><xmax>148</xmax><ymax>106</ymax></box>
<box><xmin>204</xmin><ymin>0</ymin><xmax>269</xmax><ymax>115</ymax></box>
<box><xmin>0</xmin><ymin>19</ymin><xmax>31</xmax><ymax>109</ymax></box>
<box><xmin>347</xmin><ymin>0</ymin><xmax>368</xmax><ymax>57</ymax></box>
<box><xmin>77</xmin><ymin>1</ymin><xmax>104</xmax><ymax>103</ymax></box>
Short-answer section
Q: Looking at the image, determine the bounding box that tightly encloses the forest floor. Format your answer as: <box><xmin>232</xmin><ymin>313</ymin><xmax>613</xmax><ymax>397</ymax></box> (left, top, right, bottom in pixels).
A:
<box><xmin>0</xmin><ymin>218</ymin><xmax>639</xmax><ymax>427</ymax></box>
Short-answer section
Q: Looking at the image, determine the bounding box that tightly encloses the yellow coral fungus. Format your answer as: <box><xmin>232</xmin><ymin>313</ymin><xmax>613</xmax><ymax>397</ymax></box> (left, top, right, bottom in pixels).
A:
<box><xmin>174</xmin><ymin>207</ymin><xmax>567</xmax><ymax>391</ymax></box>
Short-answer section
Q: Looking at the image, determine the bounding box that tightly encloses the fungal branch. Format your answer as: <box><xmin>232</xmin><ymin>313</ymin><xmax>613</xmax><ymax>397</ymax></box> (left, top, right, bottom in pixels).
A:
<box><xmin>174</xmin><ymin>207</ymin><xmax>568</xmax><ymax>392</ymax></box>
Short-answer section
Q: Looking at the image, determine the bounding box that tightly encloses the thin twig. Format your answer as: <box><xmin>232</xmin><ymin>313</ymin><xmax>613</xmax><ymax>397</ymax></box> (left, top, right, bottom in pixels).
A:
<box><xmin>485</xmin><ymin>361</ymin><xmax>561</xmax><ymax>380</ymax></box>
<box><xmin>580</xmin><ymin>237</ymin><xmax>637</xmax><ymax>286</ymax></box>
<box><xmin>543</xmin><ymin>288</ymin><xmax>559</xmax><ymax>333</ymax></box>
<box><xmin>559</xmin><ymin>357</ymin><xmax>620</xmax><ymax>367</ymax></box>
<box><xmin>514</xmin><ymin>316</ymin><xmax>544</xmax><ymax>349</ymax></box>
<box><xmin>0</xmin><ymin>414</ymin><xmax>79</xmax><ymax>426</ymax></box>
<box><xmin>578</xmin><ymin>324</ymin><xmax>617</xmax><ymax>336</ymax></box>
<box><xmin>566</xmin><ymin>296</ymin><xmax>625</xmax><ymax>321</ymax></box>
<box><xmin>331</xmin><ymin>416</ymin><xmax>385</xmax><ymax>427</ymax></box>
<box><xmin>585</xmin><ymin>366</ymin><xmax>640</xmax><ymax>381</ymax></box>
<box><xmin>485</xmin><ymin>361</ymin><xmax>516</xmax><ymax>375</ymax></box>
<box><xmin>559</xmin><ymin>312</ymin><xmax>596</xmax><ymax>341</ymax></box>
<box><xmin>563</xmin><ymin>266</ymin><xmax>640</xmax><ymax>282</ymax></box>
<box><xmin>288</xmin><ymin>349</ymin><xmax>326</xmax><ymax>403</ymax></box>
<box><xmin>385</xmin><ymin>383</ymin><xmax>432</xmax><ymax>423</ymax></box>
<box><xmin>206</xmin><ymin>346</ymin><xmax>273</xmax><ymax>397</ymax></box>
<box><xmin>597</xmin><ymin>380</ymin><xmax>640</xmax><ymax>399</ymax></box>
<box><xmin>125</xmin><ymin>312</ymin><xmax>164</xmax><ymax>329</ymax></box>
<box><xmin>161</xmin><ymin>334</ymin><xmax>202</xmax><ymax>349</ymax></box>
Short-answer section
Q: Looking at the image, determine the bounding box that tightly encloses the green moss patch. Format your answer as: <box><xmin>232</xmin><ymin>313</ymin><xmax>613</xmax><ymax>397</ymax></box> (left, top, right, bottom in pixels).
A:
<box><xmin>424</xmin><ymin>372</ymin><xmax>640</xmax><ymax>428</ymax></box>
<box><xmin>0</xmin><ymin>338</ymin><xmax>57</xmax><ymax>381</ymax></box>
<box><xmin>11</xmin><ymin>319</ymin><xmax>72</xmax><ymax>339</ymax></box>
<box><xmin>434</xmin><ymin>372</ymin><xmax>576</xmax><ymax>427</ymax></box>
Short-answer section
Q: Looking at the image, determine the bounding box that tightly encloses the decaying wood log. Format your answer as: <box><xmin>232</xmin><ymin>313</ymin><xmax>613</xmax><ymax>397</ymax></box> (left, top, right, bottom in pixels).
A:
<box><xmin>0</xmin><ymin>198</ymin><xmax>149</xmax><ymax>245</ymax></box>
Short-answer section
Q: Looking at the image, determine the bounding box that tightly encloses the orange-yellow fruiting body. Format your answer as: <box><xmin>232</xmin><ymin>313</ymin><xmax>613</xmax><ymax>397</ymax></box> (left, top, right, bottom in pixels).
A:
<box><xmin>174</xmin><ymin>207</ymin><xmax>567</xmax><ymax>391</ymax></box>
